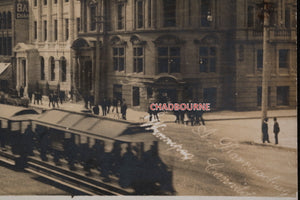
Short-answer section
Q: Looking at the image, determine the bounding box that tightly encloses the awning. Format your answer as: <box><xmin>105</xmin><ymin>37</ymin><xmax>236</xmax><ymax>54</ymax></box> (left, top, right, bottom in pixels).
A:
<box><xmin>0</xmin><ymin>63</ymin><xmax>11</xmax><ymax>80</ymax></box>
<box><xmin>33</xmin><ymin>109</ymin><xmax>156</xmax><ymax>142</ymax></box>
<box><xmin>0</xmin><ymin>104</ymin><xmax>39</xmax><ymax>120</ymax></box>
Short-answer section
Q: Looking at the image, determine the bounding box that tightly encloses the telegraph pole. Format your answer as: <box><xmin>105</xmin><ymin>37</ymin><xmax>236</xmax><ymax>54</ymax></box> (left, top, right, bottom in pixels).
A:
<box><xmin>259</xmin><ymin>0</ymin><xmax>273</xmax><ymax>121</ymax></box>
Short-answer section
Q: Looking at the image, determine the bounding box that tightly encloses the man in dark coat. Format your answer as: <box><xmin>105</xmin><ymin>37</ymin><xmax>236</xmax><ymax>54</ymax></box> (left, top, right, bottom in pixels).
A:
<box><xmin>121</xmin><ymin>99</ymin><xmax>127</xmax><ymax>120</ymax></box>
<box><xmin>273</xmin><ymin>117</ymin><xmax>280</xmax><ymax>144</ymax></box>
<box><xmin>19</xmin><ymin>86</ymin><xmax>24</xmax><ymax>97</ymax></box>
<box><xmin>93</xmin><ymin>104</ymin><xmax>100</xmax><ymax>115</ymax></box>
<box><xmin>262</xmin><ymin>118</ymin><xmax>270</xmax><ymax>143</ymax></box>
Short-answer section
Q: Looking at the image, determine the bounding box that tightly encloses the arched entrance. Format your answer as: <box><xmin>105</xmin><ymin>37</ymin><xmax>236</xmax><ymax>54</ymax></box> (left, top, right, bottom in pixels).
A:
<box><xmin>71</xmin><ymin>38</ymin><xmax>96</xmax><ymax>98</ymax></box>
<box><xmin>152</xmin><ymin>76</ymin><xmax>185</xmax><ymax>103</ymax></box>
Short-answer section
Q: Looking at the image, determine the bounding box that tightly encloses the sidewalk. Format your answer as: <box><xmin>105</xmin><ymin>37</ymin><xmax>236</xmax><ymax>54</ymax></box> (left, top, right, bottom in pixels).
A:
<box><xmin>29</xmin><ymin>98</ymin><xmax>297</xmax><ymax>123</ymax></box>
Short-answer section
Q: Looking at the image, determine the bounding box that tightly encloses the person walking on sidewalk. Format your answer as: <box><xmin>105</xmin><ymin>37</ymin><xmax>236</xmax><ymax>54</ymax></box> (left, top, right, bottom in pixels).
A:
<box><xmin>273</xmin><ymin>117</ymin><xmax>280</xmax><ymax>144</ymax></box>
<box><xmin>121</xmin><ymin>99</ymin><xmax>127</xmax><ymax>120</ymax></box>
<box><xmin>262</xmin><ymin>118</ymin><xmax>270</xmax><ymax>143</ymax></box>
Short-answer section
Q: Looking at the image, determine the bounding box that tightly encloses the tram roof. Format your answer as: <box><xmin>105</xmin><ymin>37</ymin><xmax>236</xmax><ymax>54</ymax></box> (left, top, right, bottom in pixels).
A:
<box><xmin>0</xmin><ymin>104</ymin><xmax>39</xmax><ymax>120</ymax></box>
<box><xmin>33</xmin><ymin>109</ymin><xmax>155</xmax><ymax>142</ymax></box>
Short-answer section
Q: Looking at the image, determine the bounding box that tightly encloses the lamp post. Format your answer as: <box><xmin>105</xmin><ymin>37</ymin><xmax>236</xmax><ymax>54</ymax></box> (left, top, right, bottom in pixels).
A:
<box><xmin>257</xmin><ymin>0</ymin><xmax>274</xmax><ymax>122</ymax></box>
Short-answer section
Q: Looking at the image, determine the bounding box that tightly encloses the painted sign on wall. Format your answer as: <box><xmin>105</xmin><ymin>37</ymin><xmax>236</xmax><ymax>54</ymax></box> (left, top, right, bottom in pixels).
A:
<box><xmin>15</xmin><ymin>0</ymin><xmax>29</xmax><ymax>19</ymax></box>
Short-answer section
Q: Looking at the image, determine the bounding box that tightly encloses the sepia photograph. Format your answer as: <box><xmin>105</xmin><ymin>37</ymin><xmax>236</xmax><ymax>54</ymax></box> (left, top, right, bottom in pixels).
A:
<box><xmin>0</xmin><ymin>0</ymin><xmax>297</xmax><ymax>199</ymax></box>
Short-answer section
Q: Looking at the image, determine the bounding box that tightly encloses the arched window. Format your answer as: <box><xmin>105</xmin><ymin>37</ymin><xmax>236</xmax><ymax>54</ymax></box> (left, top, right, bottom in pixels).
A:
<box><xmin>60</xmin><ymin>57</ymin><xmax>67</xmax><ymax>82</ymax></box>
<box><xmin>50</xmin><ymin>57</ymin><xmax>55</xmax><ymax>81</ymax></box>
<box><xmin>7</xmin><ymin>12</ymin><xmax>11</xmax><ymax>29</ymax></box>
<box><xmin>2</xmin><ymin>12</ymin><xmax>6</xmax><ymax>29</ymax></box>
<box><xmin>40</xmin><ymin>57</ymin><xmax>45</xmax><ymax>80</ymax></box>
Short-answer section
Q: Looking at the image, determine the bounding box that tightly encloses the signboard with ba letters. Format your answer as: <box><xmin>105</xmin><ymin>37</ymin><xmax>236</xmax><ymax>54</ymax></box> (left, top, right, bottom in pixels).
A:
<box><xmin>15</xmin><ymin>0</ymin><xmax>29</xmax><ymax>19</ymax></box>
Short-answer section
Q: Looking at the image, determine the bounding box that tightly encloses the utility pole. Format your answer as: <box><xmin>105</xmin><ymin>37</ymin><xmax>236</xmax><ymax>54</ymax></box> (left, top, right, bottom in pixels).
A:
<box><xmin>258</xmin><ymin>0</ymin><xmax>274</xmax><ymax>121</ymax></box>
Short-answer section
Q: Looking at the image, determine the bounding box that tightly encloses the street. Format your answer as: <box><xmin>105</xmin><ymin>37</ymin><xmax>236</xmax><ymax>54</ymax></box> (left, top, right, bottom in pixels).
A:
<box><xmin>151</xmin><ymin>116</ymin><xmax>297</xmax><ymax>196</ymax></box>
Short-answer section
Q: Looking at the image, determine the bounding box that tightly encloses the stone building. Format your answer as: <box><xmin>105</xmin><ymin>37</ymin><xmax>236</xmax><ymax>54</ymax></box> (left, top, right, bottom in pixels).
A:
<box><xmin>14</xmin><ymin>0</ymin><xmax>80</xmax><ymax>96</ymax></box>
<box><xmin>72</xmin><ymin>0</ymin><xmax>296</xmax><ymax>111</ymax></box>
<box><xmin>0</xmin><ymin>0</ymin><xmax>29</xmax><ymax>92</ymax></box>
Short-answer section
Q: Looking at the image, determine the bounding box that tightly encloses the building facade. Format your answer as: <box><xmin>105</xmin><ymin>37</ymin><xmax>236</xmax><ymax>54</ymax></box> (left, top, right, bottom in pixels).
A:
<box><xmin>14</xmin><ymin>0</ymin><xmax>80</xmax><ymax>96</ymax></box>
<box><xmin>72</xmin><ymin>0</ymin><xmax>296</xmax><ymax>111</ymax></box>
<box><xmin>0</xmin><ymin>0</ymin><xmax>29</xmax><ymax>91</ymax></box>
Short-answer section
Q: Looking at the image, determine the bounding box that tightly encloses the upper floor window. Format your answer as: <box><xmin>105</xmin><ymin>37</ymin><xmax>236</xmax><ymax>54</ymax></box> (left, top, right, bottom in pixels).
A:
<box><xmin>34</xmin><ymin>21</ymin><xmax>37</xmax><ymax>39</ymax></box>
<box><xmin>40</xmin><ymin>57</ymin><xmax>45</xmax><ymax>80</ymax></box>
<box><xmin>279</xmin><ymin>49</ymin><xmax>289</xmax><ymax>68</ymax></box>
<box><xmin>277</xmin><ymin>86</ymin><xmax>289</xmax><ymax>105</ymax></box>
<box><xmin>247</xmin><ymin>6</ymin><xmax>254</xmax><ymax>27</ymax></box>
<box><xmin>163</xmin><ymin>0</ymin><xmax>176</xmax><ymax>27</ymax></box>
<box><xmin>44</xmin><ymin>0</ymin><xmax>47</xmax><ymax>6</ymax></box>
<box><xmin>199</xmin><ymin>46</ymin><xmax>216</xmax><ymax>72</ymax></box>
<box><xmin>285</xmin><ymin>8</ymin><xmax>290</xmax><ymax>28</ymax></box>
<box><xmin>157</xmin><ymin>47</ymin><xmax>180</xmax><ymax>73</ymax></box>
<box><xmin>65</xmin><ymin>0</ymin><xmax>69</xmax><ymax>2</ymax></box>
<box><xmin>65</xmin><ymin>19</ymin><xmax>69</xmax><ymax>40</ymax></box>
<box><xmin>34</xmin><ymin>0</ymin><xmax>37</xmax><ymax>7</ymax></box>
<box><xmin>54</xmin><ymin>0</ymin><xmax>57</xmax><ymax>4</ymax></box>
<box><xmin>257</xmin><ymin>49</ymin><xmax>263</xmax><ymax>69</ymax></box>
<box><xmin>77</xmin><ymin>18</ymin><xmax>81</xmax><ymax>32</ymax></box>
<box><xmin>44</xmin><ymin>20</ymin><xmax>47</xmax><ymax>41</ymax></box>
<box><xmin>135</xmin><ymin>0</ymin><xmax>144</xmax><ymax>28</ymax></box>
<box><xmin>7</xmin><ymin>12</ymin><xmax>11</xmax><ymax>29</ymax></box>
<box><xmin>117</xmin><ymin>3</ymin><xmax>125</xmax><ymax>30</ymax></box>
<box><xmin>199</xmin><ymin>0</ymin><xmax>212</xmax><ymax>27</ymax></box>
<box><xmin>54</xmin><ymin>20</ymin><xmax>58</xmax><ymax>41</ymax></box>
<box><xmin>133</xmin><ymin>47</ymin><xmax>144</xmax><ymax>73</ymax></box>
<box><xmin>113</xmin><ymin>47</ymin><xmax>125</xmax><ymax>71</ymax></box>
<box><xmin>90</xmin><ymin>6</ymin><xmax>96</xmax><ymax>31</ymax></box>
<box><xmin>2</xmin><ymin>12</ymin><xmax>6</xmax><ymax>29</ymax></box>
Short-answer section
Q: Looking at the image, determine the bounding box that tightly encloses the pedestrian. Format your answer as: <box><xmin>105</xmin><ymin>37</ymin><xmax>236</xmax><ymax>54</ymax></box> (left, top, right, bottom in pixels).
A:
<box><xmin>196</xmin><ymin>110</ymin><xmax>205</xmax><ymax>125</ymax></box>
<box><xmin>19</xmin><ymin>86</ymin><xmax>24</xmax><ymax>97</ymax></box>
<box><xmin>148</xmin><ymin>104</ymin><xmax>153</xmax><ymax>121</ymax></box>
<box><xmin>262</xmin><ymin>118</ymin><xmax>270</xmax><ymax>143</ymax></box>
<box><xmin>121</xmin><ymin>99</ymin><xmax>127</xmax><ymax>120</ymax></box>
<box><xmin>106</xmin><ymin>98</ymin><xmax>111</xmax><ymax>114</ymax></box>
<box><xmin>101</xmin><ymin>98</ymin><xmax>107</xmax><ymax>116</ymax></box>
<box><xmin>273</xmin><ymin>117</ymin><xmax>280</xmax><ymax>144</ymax></box>
<box><xmin>48</xmin><ymin>93</ymin><xmax>53</xmax><ymax>107</ymax></box>
<box><xmin>153</xmin><ymin>109</ymin><xmax>159</xmax><ymax>122</ymax></box>
<box><xmin>112</xmin><ymin>97</ymin><xmax>118</xmax><ymax>113</ymax></box>
<box><xmin>28</xmin><ymin>90</ymin><xmax>33</xmax><ymax>103</ymax></box>
<box><xmin>53</xmin><ymin>92</ymin><xmax>59</xmax><ymax>108</ymax></box>
<box><xmin>93</xmin><ymin>104</ymin><xmax>100</xmax><ymax>115</ymax></box>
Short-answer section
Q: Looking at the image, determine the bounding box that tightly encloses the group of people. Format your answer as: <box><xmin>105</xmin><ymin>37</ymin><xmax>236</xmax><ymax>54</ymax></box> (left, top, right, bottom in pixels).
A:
<box><xmin>92</xmin><ymin>97</ymin><xmax>128</xmax><ymax>120</ymax></box>
<box><xmin>174</xmin><ymin>109</ymin><xmax>205</xmax><ymax>126</ymax></box>
<box><xmin>262</xmin><ymin>117</ymin><xmax>280</xmax><ymax>144</ymax></box>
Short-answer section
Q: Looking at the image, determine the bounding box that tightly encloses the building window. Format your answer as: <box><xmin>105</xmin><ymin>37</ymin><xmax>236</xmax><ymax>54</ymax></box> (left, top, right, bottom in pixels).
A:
<box><xmin>132</xmin><ymin>87</ymin><xmax>140</xmax><ymax>106</ymax></box>
<box><xmin>44</xmin><ymin>20</ymin><xmax>47</xmax><ymax>41</ymax></box>
<box><xmin>148</xmin><ymin>0</ymin><xmax>151</xmax><ymax>27</ymax></box>
<box><xmin>2</xmin><ymin>12</ymin><xmax>6</xmax><ymax>29</ymax></box>
<box><xmin>60</xmin><ymin>57</ymin><xmax>67</xmax><ymax>82</ymax></box>
<box><xmin>65</xmin><ymin>19</ymin><xmax>69</xmax><ymax>40</ymax></box>
<box><xmin>7</xmin><ymin>37</ymin><xmax>12</xmax><ymax>56</ymax></box>
<box><xmin>157</xmin><ymin>47</ymin><xmax>180</xmax><ymax>73</ymax></box>
<box><xmin>257</xmin><ymin>49</ymin><xmax>263</xmax><ymax>69</ymax></box>
<box><xmin>44</xmin><ymin>0</ymin><xmax>47</xmax><ymax>6</ymax></box>
<box><xmin>147</xmin><ymin>87</ymin><xmax>153</xmax><ymax>99</ymax></box>
<box><xmin>113</xmin><ymin>47</ymin><xmax>125</xmax><ymax>71</ymax></box>
<box><xmin>247</xmin><ymin>6</ymin><xmax>254</xmax><ymax>27</ymax></box>
<box><xmin>54</xmin><ymin>20</ymin><xmax>58</xmax><ymax>41</ymax></box>
<box><xmin>203</xmin><ymin>88</ymin><xmax>217</xmax><ymax>109</ymax></box>
<box><xmin>90</xmin><ymin>6</ymin><xmax>96</xmax><ymax>31</ymax></box>
<box><xmin>0</xmin><ymin>13</ymin><xmax>2</xmax><ymax>29</ymax></box>
<box><xmin>117</xmin><ymin>3</ymin><xmax>125</xmax><ymax>30</ymax></box>
<box><xmin>285</xmin><ymin>8</ymin><xmax>290</xmax><ymax>28</ymax></box>
<box><xmin>40</xmin><ymin>57</ymin><xmax>45</xmax><ymax>80</ymax></box>
<box><xmin>279</xmin><ymin>49</ymin><xmax>289</xmax><ymax>68</ymax></box>
<box><xmin>257</xmin><ymin>86</ymin><xmax>271</xmax><ymax>106</ymax></box>
<box><xmin>113</xmin><ymin>84</ymin><xmax>122</xmax><ymax>101</ymax></box>
<box><xmin>200</xmin><ymin>0</ymin><xmax>212</xmax><ymax>27</ymax></box>
<box><xmin>133</xmin><ymin>47</ymin><xmax>143</xmax><ymax>73</ymax></box>
<box><xmin>7</xmin><ymin>12</ymin><xmax>11</xmax><ymax>29</ymax></box>
<box><xmin>77</xmin><ymin>18</ymin><xmax>81</xmax><ymax>32</ymax></box>
<box><xmin>65</xmin><ymin>0</ymin><xmax>69</xmax><ymax>2</ymax></box>
<box><xmin>277</xmin><ymin>86</ymin><xmax>289</xmax><ymax>105</ymax></box>
<box><xmin>54</xmin><ymin>0</ymin><xmax>57</xmax><ymax>4</ymax></box>
<box><xmin>50</xmin><ymin>57</ymin><xmax>55</xmax><ymax>81</ymax></box>
<box><xmin>34</xmin><ymin>0</ymin><xmax>37</xmax><ymax>6</ymax></box>
<box><xmin>163</xmin><ymin>0</ymin><xmax>176</xmax><ymax>27</ymax></box>
<box><xmin>199</xmin><ymin>46</ymin><xmax>216</xmax><ymax>72</ymax></box>
<box><xmin>3</xmin><ymin>37</ymin><xmax>6</xmax><ymax>55</ymax></box>
<box><xmin>136</xmin><ymin>0</ymin><xmax>144</xmax><ymax>28</ymax></box>
<box><xmin>34</xmin><ymin>21</ymin><xmax>37</xmax><ymax>39</ymax></box>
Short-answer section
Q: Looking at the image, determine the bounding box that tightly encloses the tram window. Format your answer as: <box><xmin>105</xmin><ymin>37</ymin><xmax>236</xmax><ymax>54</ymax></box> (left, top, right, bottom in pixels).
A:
<box><xmin>1</xmin><ymin>120</ymin><xmax>8</xmax><ymax>128</ymax></box>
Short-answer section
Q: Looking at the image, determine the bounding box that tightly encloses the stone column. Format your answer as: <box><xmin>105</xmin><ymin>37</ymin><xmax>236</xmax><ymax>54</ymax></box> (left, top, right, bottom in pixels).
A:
<box><xmin>37</xmin><ymin>0</ymin><xmax>42</xmax><ymax>42</ymax></box>
<box><xmin>47</xmin><ymin>0</ymin><xmax>53</xmax><ymax>42</ymax></box>
<box><xmin>58</xmin><ymin>0</ymin><xmax>64</xmax><ymax>42</ymax></box>
<box><xmin>69</xmin><ymin>0</ymin><xmax>75</xmax><ymax>43</ymax></box>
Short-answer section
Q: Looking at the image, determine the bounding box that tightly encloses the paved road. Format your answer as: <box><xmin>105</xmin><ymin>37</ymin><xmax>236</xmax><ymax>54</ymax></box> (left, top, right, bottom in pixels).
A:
<box><xmin>0</xmin><ymin>161</ymin><xmax>68</xmax><ymax>195</ymax></box>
